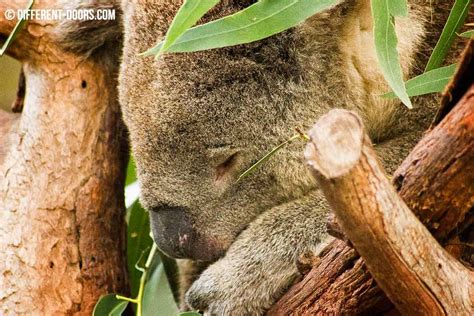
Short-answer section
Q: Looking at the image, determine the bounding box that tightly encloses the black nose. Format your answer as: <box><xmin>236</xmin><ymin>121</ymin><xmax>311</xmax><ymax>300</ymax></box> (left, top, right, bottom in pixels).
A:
<box><xmin>149</xmin><ymin>205</ymin><xmax>224</xmax><ymax>262</ymax></box>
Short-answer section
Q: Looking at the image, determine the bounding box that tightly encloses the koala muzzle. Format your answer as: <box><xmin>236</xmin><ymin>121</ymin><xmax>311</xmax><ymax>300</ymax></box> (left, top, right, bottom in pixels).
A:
<box><xmin>149</xmin><ymin>205</ymin><xmax>225</xmax><ymax>262</ymax></box>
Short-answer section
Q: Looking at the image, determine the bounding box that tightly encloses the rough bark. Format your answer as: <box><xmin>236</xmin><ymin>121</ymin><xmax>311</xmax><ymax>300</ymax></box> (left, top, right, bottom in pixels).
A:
<box><xmin>394</xmin><ymin>84</ymin><xmax>474</xmax><ymax>242</ymax></box>
<box><xmin>305</xmin><ymin>109</ymin><xmax>472</xmax><ymax>315</ymax></box>
<box><xmin>0</xmin><ymin>1</ymin><xmax>128</xmax><ymax>314</ymax></box>
<box><xmin>270</xmin><ymin>86</ymin><xmax>474</xmax><ymax>315</ymax></box>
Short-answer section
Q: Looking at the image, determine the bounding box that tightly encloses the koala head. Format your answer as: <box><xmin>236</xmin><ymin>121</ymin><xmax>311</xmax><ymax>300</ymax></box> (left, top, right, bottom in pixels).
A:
<box><xmin>118</xmin><ymin>0</ymin><xmax>421</xmax><ymax>261</ymax></box>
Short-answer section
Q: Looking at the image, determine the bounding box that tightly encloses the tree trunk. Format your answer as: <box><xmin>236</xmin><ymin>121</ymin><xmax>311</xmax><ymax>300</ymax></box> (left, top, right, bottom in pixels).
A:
<box><xmin>0</xmin><ymin>1</ymin><xmax>128</xmax><ymax>314</ymax></box>
<box><xmin>270</xmin><ymin>82</ymin><xmax>474</xmax><ymax>315</ymax></box>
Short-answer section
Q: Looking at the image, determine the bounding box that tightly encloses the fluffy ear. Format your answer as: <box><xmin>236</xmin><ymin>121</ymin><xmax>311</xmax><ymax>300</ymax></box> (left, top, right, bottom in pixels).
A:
<box><xmin>53</xmin><ymin>0</ymin><xmax>122</xmax><ymax>56</ymax></box>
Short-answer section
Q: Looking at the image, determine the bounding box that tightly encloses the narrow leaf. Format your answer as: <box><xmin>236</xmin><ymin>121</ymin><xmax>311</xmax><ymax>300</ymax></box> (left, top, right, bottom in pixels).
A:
<box><xmin>0</xmin><ymin>0</ymin><xmax>35</xmax><ymax>56</ymax></box>
<box><xmin>142</xmin><ymin>264</ymin><xmax>180</xmax><ymax>316</ymax></box>
<box><xmin>371</xmin><ymin>0</ymin><xmax>412</xmax><ymax>108</ymax></box>
<box><xmin>384</xmin><ymin>64</ymin><xmax>457</xmax><ymax>98</ymax></box>
<box><xmin>127</xmin><ymin>201</ymin><xmax>153</xmax><ymax>297</ymax></box>
<box><xmin>425</xmin><ymin>0</ymin><xmax>472</xmax><ymax>71</ymax></box>
<box><xmin>143</xmin><ymin>0</ymin><xmax>341</xmax><ymax>55</ymax></box>
<box><xmin>93</xmin><ymin>294</ymin><xmax>128</xmax><ymax>316</ymax></box>
<box><xmin>459</xmin><ymin>30</ymin><xmax>474</xmax><ymax>38</ymax></box>
<box><xmin>388</xmin><ymin>0</ymin><xmax>408</xmax><ymax>17</ymax></box>
<box><xmin>154</xmin><ymin>0</ymin><xmax>220</xmax><ymax>57</ymax></box>
<box><xmin>237</xmin><ymin>134</ymin><xmax>300</xmax><ymax>182</ymax></box>
<box><xmin>125</xmin><ymin>157</ymin><xmax>137</xmax><ymax>185</ymax></box>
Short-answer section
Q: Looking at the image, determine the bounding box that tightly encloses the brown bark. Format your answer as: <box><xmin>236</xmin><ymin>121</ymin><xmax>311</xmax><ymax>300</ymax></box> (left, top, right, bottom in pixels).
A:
<box><xmin>0</xmin><ymin>1</ymin><xmax>128</xmax><ymax>314</ymax></box>
<box><xmin>394</xmin><ymin>84</ymin><xmax>474</xmax><ymax>242</ymax></box>
<box><xmin>270</xmin><ymin>87</ymin><xmax>474</xmax><ymax>315</ymax></box>
<box><xmin>306</xmin><ymin>109</ymin><xmax>472</xmax><ymax>315</ymax></box>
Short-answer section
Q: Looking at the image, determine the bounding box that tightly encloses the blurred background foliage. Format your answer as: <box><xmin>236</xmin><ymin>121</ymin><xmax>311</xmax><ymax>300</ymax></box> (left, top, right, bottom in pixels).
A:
<box><xmin>118</xmin><ymin>159</ymin><xmax>182</xmax><ymax>316</ymax></box>
<box><xmin>0</xmin><ymin>56</ymin><xmax>21</xmax><ymax>111</ymax></box>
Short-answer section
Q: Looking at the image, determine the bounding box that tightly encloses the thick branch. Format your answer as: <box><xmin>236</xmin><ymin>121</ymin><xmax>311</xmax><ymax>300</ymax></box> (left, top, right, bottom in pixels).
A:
<box><xmin>303</xmin><ymin>109</ymin><xmax>472</xmax><ymax>315</ymax></box>
<box><xmin>395</xmin><ymin>87</ymin><xmax>474</xmax><ymax>242</ymax></box>
<box><xmin>270</xmin><ymin>88</ymin><xmax>474</xmax><ymax>314</ymax></box>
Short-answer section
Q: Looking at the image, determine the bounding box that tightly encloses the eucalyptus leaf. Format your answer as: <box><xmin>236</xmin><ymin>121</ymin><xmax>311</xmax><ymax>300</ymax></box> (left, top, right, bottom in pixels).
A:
<box><xmin>459</xmin><ymin>29</ymin><xmax>474</xmax><ymax>38</ymax></box>
<box><xmin>93</xmin><ymin>294</ymin><xmax>128</xmax><ymax>316</ymax></box>
<box><xmin>142</xmin><ymin>263</ymin><xmax>179</xmax><ymax>316</ymax></box>
<box><xmin>425</xmin><ymin>0</ymin><xmax>472</xmax><ymax>71</ymax></box>
<box><xmin>179</xmin><ymin>312</ymin><xmax>202</xmax><ymax>316</ymax></box>
<box><xmin>384</xmin><ymin>64</ymin><xmax>457</xmax><ymax>98</ymax></box>
<box><xmin>371</xmin><ymin>0</ymin><xmax>412</xmax><ymax>108</ymax></box>
<box><xmin>143</xmin><ymin>0</ymin><xmax>341</xmax><ymax>55</ymax></box>
<box><xmin>388</xmin><ymin>0</ymin><xmax>408</xmax><ymax>17</ymax></box>
<box><xmin>153</xmin><ymin>0</ymin><xmax>220</xmax><ymax>57</ymax></box>
<box><xmin>125</xmin><ymin>157</ymin><xmax>137</xmax><ymax>185</ymax></box>
<box><xmin>127</xmin><ymin>201</ymin><xmax>153</xmax><ymax>297</ymax></box>
<box><xmin>0</xmin><ymin>0</ymin><xmax>35</xmax><ymax>56</ymax></box>
<box><xmin>237</xmin><ymin>134</ymin><xmax>300</xmax><ymax>182</ymax></box>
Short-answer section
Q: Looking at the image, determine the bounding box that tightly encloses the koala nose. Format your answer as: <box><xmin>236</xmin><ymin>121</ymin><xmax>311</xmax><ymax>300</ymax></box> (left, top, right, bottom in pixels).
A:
<box><xmin>149</xmin><ymin>205</ymin><xmax>225</xmax><ymax>262</ymax></box>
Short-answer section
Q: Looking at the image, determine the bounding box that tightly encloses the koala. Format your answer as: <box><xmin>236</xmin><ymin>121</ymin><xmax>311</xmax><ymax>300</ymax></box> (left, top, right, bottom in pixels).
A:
<box><xmin>59</xmin><ymin>0</ymin><xmax>468</xmax><ymax>314</ymax></box>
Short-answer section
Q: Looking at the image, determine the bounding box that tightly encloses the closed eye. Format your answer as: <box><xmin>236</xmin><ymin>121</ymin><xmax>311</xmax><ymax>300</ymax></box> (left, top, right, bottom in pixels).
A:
<box><xmin>215</xmin><ymin>152</ymin><xmax>240</xmax><ymax>182</ymax></box>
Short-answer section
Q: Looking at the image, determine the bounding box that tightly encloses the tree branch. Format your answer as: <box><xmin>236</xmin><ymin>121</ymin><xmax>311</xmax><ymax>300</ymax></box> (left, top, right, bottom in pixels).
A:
<box><xmin>303</xmin><ymin>109</ymin><xmax>472</xmax><ymax>315</ymax></box>
<box><xmin>270</xmin><ymin>86</ymin><xmax>474</xmax><ymax>314</ymax></box>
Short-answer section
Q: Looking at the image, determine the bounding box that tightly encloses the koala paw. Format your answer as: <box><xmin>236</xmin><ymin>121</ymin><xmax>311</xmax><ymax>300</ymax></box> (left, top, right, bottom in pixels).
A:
<box><xmin>185</xmin><ymin>249</ymin><xmax>297</xmax><ymax>315</ymax></box>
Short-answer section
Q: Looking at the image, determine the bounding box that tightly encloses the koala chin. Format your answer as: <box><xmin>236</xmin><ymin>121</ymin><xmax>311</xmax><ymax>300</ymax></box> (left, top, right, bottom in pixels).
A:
<box><xmin>58</xmin><ymin>0</ymin><xmax>467</xmax><ymax>314</ymax></box>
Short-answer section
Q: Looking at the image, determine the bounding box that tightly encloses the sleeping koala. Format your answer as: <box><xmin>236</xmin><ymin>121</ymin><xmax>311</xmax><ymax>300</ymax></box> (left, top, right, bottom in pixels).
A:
<box><xmin>59</xmin><ymin>0</ymin><xmax>464</xmax><ymax>314</ymax></box>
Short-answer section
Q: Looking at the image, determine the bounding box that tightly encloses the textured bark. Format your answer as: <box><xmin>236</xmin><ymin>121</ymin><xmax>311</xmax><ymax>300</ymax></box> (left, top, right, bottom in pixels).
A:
<box><xmin>305</xmin><ymin>109</ymin><xmax>472</xmax><ymax>315</ymax></box>
<box><xmin>394</xmin><ymin>84</ymin><xmax>474</xmax><ymax>242</ymax></box>
<box><xmin>270</xmin><ymin>88</ymin><xmax>474</xmax><ymax>315</ymax></box>
<box><xmin>0</xmin><ymin>1</ymin><xmax>127</xmax><ymax>314</ymax></box>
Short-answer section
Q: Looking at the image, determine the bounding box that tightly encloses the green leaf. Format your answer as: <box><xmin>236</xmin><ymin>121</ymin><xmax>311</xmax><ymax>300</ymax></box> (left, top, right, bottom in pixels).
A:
<box><xmin>158</xmin><ymin>251</ymin><xmax>179</xmax><ymax>304</ymax></box>
<box><xmin>125</xmin><ymin>157</ymin><xmax>137</xmax><ymax>186</ymax></box>
<box><xmin>425</xmin><ymin>0</ymin><xmax>472</xmax><ymax>71</ymax></box>
<box><xmin>388</xmin><ymin>0</ymin><xmax>408</xmax><ymax>17</ymax></box>
<box><xmin>127</xmin><ymin>201</ymin><xmax>153</xmax><ymax>297</ymax></box>
<box><xmin>142</xmin><ymin>263</ymin><xmax>179</xmax><ymax>316</ymax></box>
<box><xmin>93</xmin><ymin>294</ymin><xmax>128</xmax><ymax>316</ymax></box>
<box><xmin>371</xmin><ymin>0</ymin><xmax>412</xmax><ymax>108</ymax></box>
<box><xmin>0</xmin><ymin>0</ymin><xmax>35</xmax><ymax>56</ymax></box>
<box><xmin>237</xmin><ymin>134</ymin><xmax>300</xmax><ymax>182</ymax></box>
<box><xmin>153</xmin><ymin>0</ymin><xmax>220</xmax><ymax>57</ymax></box>
<box><xmin>459</xmin><ymin>29</ymin><xmax>474</xmax><ymax>38</ymax></box>
<box><xmin>143</xmin><ymin>0</ymin><xmax>341</xmax><ymax>55</ymax></box>
<box><xmin>179</xmin><ymin>312</ymin><xmax>202</xmax><ymax>316</ymax></box>
<box><xmin>384</xmin><ymin>64</ymin><xmax>457</xmax><ymax>98</ymax></box>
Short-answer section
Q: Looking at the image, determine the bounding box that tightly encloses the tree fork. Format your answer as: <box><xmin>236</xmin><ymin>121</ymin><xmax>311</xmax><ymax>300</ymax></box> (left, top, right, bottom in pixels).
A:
<box><xmin>270</xmin><ymin>84</ymin><xmax>474</xmax><ymax>315</ymax></box>
<box><xmin>306</xmin><ymin>109</ymin><xmax>472</xmax><ymax>314</ymax></box>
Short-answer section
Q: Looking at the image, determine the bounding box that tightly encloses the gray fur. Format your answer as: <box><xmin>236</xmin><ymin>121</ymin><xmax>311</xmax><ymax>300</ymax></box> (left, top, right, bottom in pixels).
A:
<box><xmin>54</xmin><ymin>0</ymin><xmax>122</xmax><ymax>56</ymax></box>
<box><xmin>58</xmin><ymin>0</ymin><xmax>467</xmax><ymax>314</ymax></box>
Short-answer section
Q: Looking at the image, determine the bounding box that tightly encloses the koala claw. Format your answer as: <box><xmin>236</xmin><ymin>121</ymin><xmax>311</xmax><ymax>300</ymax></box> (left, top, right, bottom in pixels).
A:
<box><xmin>185</xmin><ymin>279</ymin><xmax>215</xmax><ymax>312</ymax></box>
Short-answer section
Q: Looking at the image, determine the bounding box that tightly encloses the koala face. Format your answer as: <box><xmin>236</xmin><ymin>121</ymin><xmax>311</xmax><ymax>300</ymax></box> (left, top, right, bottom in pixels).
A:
<box><xmin>119</xmin><ymin>0</ymin><xmax>409</xmax><ymax>261</ymax></box>
<box><xmin>120</xmin><ymin>36</ymin><xmax>324</xmax><ymax>261</ymax></box>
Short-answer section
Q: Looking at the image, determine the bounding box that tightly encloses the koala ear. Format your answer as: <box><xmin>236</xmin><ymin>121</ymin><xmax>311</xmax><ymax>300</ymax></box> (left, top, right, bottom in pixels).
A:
<box><xmin>53</xmin><ymin>0</ymin><xmax>122</xmax><ymax>56</ymax></box>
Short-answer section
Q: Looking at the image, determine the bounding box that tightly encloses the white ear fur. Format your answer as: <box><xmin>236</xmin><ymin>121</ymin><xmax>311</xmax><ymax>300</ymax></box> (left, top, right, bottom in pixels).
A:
<box><xmin>338</xmin><ymin>1</ymin><xmax>425</xmax><ymax>140</ymax></box>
